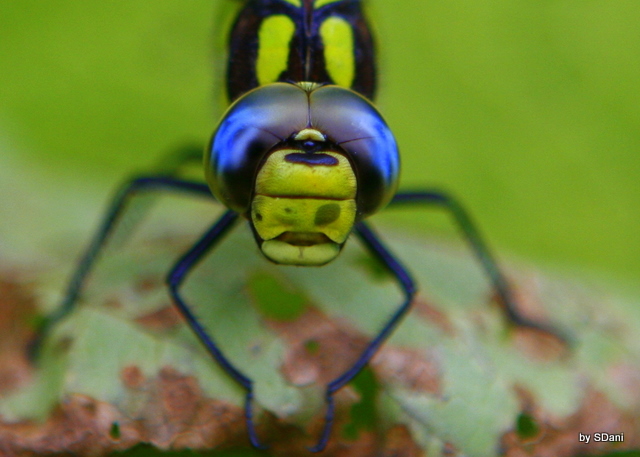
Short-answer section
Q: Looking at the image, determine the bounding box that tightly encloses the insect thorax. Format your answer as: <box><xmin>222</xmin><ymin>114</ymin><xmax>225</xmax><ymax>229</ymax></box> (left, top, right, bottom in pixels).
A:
<box><xmin>225</xmin><ymin>0</ymin><xmax>376</xmax><ymax>102</ymax></box>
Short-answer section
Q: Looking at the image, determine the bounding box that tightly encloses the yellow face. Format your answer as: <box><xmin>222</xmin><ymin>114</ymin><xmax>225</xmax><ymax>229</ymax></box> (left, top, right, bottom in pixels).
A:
<box><xmin>251</xmin><ymin>129</ymin><xmax>357</xmax><ymax>266</ymax></box>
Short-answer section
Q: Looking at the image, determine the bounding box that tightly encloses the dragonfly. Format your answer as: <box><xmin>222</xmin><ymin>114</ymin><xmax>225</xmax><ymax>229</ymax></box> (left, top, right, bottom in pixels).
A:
<box><xmin>33</xmin><ymin>0</ymin><xmax>562</xmax><ymax>452</ymax></box>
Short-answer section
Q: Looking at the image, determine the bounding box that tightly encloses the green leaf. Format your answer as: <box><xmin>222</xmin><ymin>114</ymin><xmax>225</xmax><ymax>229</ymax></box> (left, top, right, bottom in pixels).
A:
<box><xmin>1</xmin><ymin>214</ymin><xmax>639</xmax><ymax>455</ymax></box>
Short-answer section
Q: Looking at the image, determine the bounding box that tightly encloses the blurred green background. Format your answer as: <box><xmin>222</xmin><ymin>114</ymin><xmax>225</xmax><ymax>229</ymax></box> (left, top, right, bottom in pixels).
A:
<box><xmin>1</xmin><ymin>0</ymin><xmax>638</xmax><ymax>288</ymax></box>
<box><xmin>1</xmin><ymin>2</ymin><xmax>639</xmax><ymax>456</ymax></box>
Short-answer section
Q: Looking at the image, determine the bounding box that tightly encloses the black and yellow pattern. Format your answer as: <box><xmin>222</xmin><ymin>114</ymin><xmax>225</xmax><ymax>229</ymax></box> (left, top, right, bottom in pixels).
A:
<box><xmin>225</xmin><ymin>0</ymin><xmax>376</xmax><ymax>101</ymax></box>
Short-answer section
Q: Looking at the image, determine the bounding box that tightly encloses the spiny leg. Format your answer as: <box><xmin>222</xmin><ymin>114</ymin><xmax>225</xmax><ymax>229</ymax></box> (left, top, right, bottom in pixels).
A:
<box><xmin>390</xmin><ymin>190</ymin><xmax>568</xmax><ymax>341</ymax></box>
<box><xmin>166</xmin><ymin>210</ymin><xmax>266</xmax><ymax>450</ymax></box>
<box><xmin>308</xmin><ymin>221</ymin><xmax>416</xmax><ymax>453</ymax></box>
<box><xmin>30</xmin><ymin>176</ymin><xmax>212</xmax><ymax>360</ymax></box>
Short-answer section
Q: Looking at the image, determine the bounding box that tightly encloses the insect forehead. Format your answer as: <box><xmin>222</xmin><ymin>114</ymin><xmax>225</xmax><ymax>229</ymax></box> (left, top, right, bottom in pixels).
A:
<box><xmin>205</xmin><ymin>83</ymin><xmax>399</xmax><ymax>218</ymax></box>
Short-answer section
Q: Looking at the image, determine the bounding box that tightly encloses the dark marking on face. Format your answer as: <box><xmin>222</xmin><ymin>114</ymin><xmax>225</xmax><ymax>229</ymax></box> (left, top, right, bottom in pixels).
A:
<box><xmin>315</xmin><ymin>203</ymin><xmax>341</xmax><ymax>226</ymax></box>
<box><xmin>285</xmin><ymin>152</ymin><xmax>339</xmax><ymax>166</ymax></box>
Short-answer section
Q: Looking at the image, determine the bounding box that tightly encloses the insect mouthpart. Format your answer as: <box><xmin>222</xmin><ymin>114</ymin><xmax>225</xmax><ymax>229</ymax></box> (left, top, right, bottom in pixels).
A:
<box><xmin>276</xmin><ymin>231</ymin><xmax>331</xmax><ymax>246</ymax></box>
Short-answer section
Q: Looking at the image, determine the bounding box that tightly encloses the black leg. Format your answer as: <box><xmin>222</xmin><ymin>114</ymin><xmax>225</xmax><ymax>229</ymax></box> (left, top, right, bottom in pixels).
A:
<box><xmin>166</xmin><ymin>210</ymin><xmax>267</xmax><ymax>450</ymax></box>
<box><xmin>30</xmin><ymin>176</ymin><xmax>212</xmax><ymax>360</ymax></box>
<box><xmin>108</xmin><ymin>144</ymin><xmax>206</xmax><ymax>245</ymax></box>
<box><xmin>390</xmin><ymin>190</ymin><xmax>567</xmax><ymax>340</ymax></box>
<box><xmin>308</xmin><ymin>221</ymin><xmax>416</xmax><ymax>452</ymax></box>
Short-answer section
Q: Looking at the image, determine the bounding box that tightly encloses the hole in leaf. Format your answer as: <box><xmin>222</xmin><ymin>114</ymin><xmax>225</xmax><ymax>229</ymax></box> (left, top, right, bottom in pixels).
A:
<box><xmin>109</xmin><ymin>422</ymin><xmax>121</xmax><ymax>440</ymax></box>
<box><xmin>304</xmin><ymin>339</ymin><xmax>320</xmax><ymax>354</ymax></box>
<box><xmin>248</xmin><ymin>271</ymin><xmax>307</xmax><ymax>321</ymax></box>
<box><xmin>516</xmin><ymin>412</ymin><xmax>539</xmax><ymax>439</ymax></box>
<box><xmin>341</xmin><ymin>367</ymin><xmax>379</xmax><ymax>440</ymax></box>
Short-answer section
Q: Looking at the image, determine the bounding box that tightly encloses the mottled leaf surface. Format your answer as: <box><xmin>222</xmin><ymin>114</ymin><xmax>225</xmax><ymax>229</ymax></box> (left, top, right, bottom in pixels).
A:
<box><xmin>1</xmin><ymin>213</ymin><xmax>639</xmax><ymax>456</ymax></box>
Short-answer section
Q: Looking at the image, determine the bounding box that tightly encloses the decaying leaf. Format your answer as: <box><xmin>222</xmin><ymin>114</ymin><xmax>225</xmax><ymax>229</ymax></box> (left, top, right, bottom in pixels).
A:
<box><xmin>1</xmin><ymin>219</ymin><xmax>639</xmax><ymax>456</ymax></box>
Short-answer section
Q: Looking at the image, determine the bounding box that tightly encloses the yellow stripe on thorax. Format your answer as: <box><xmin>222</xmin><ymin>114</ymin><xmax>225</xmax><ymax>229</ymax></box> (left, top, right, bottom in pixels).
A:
<box><xmin>315</xmin><ymin>0</ymin><xmax>342</xmax><ymax>7</ymax></box>
<box><xmin>257</xmin><ymin>15</ymin><xmax>296</xmax><ymax>86</ymax></box>
<box><xmin>319</xmin><ymin>16</ymin><xmax>355</xmax><ymax>88</ymax></box>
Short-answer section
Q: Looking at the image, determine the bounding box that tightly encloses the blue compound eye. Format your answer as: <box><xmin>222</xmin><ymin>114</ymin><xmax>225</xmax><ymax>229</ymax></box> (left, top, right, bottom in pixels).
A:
<box><xmin>205</xmin><ymin>83</ymin><xmax>309</xmax><ymax>214</ymax></box>
<box><xmin>308</xmin><ymin>85</ymin><xmax>400</xmax><ymax>217</ymax></box>
<box><xmin>206</xmin><ymin>82</ymin><xmax>399</xmax><ymax>219</ymax></box>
